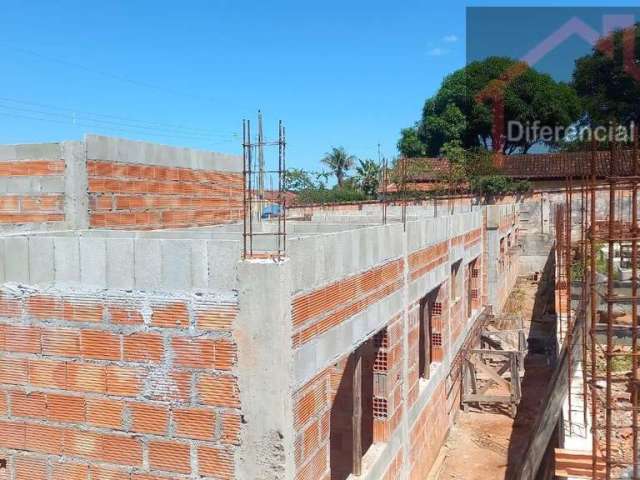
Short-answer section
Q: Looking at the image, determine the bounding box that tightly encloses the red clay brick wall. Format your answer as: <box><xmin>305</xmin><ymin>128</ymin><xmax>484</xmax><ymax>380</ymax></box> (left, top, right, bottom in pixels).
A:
<box><xmin>408</xmin><ymin>383</ymin><xmax>449</xmax><ymax>480</ymax></box>
<box><xmin>495</xmin><ymin>213</ymin><xmax>520</xmax><ymax>311</ymax></box>
<box><xmin>293</xmin><ymin>369</ymin><xmax>331</xmax><ymax>480</ymax></box>
<box><xmin>291</xmin><ymin>259</ymin><xmax>404</xmax><ymax>348</ymax></box>
<box><xmin>88</xmin><ymin>161</ymin><xmax>243</xmax><ymax>229</ymax></box>
<box><xmin>0</xmin><ymin>160</ymin><xmax>65</xmax><ymax>225</ymax></box>
<box><xmin>291</xmin><ymin>224</ymin><xmax>486</xmax><ymax>479</ymax></box>
<box><xmin>0</xmin><ymin>288</ymin><xmax>240</xmax><ymax>480</ymax></box>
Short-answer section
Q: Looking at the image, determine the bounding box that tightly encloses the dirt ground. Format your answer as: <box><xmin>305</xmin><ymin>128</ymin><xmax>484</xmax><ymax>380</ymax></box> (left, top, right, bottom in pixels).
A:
<box><xmin>431</xmin><ymin>276</ymin><xmax>555</xmax><ymax>480</ymax></box>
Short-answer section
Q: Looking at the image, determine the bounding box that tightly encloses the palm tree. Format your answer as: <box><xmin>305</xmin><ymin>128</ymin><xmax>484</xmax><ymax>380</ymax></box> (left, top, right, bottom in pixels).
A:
<box><xmin>321</xmin><ymin>147</ymin><xmax>356</xmax><ymax>187</ymax></box>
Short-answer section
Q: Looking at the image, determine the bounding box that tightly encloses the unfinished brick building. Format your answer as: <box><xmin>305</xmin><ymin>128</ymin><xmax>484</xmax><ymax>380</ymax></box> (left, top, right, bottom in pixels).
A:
<box><xmin>0</xmin><ymin>135</ymin><xmax>522</xmax><ymax>480</ymax></box>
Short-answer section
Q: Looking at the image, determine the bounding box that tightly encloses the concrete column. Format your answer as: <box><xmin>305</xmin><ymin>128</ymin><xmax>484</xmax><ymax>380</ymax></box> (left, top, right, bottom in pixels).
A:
<box><xmin>235</xmin><ymin>259</ymin><xmax>296</xmax><ymax>480</ymax></box>
<box><xmin>62</xmin><ymin>141</ymin><xmax>89</xmax><ymax>230</ymax></box>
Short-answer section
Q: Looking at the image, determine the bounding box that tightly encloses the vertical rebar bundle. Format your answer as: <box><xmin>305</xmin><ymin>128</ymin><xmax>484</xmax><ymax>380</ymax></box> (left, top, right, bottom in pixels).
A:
<box><xmin>242</xmin><ymin>115</ymin><xmax>287</xmax><ymax>260</ymax></box>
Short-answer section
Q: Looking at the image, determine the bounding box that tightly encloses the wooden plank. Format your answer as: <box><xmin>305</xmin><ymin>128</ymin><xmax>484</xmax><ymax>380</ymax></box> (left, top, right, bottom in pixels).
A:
<box><xmin>469</xmin><ymin>355</ymin><xmax>511</xmax><ymax>391</ymax></box>
<box><xmin>471</xmin><ymin>349</ymin><xmax>515</xmax><ymax>356</ymax></box>
<box><xmin>352</xmin><ymin>349</ymin><xmax>362</xmax><ymax>476</ymax></box>
<box><xmin>510</xmin><ymin>353</ymin><xmax>521</xmax><ymax>402</ymax></box>
<box><xmin>462</xmin><ymin>394</ymin><xmax>513</xmax><ymax>403</ymax></box>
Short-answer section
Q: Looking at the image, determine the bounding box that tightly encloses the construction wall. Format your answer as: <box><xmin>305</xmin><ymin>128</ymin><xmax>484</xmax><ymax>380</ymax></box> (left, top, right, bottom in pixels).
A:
<box><xmin>486</xmin><ymin>204</ymin><xmax>520</xmax><ymax>313</ymax></box>
<box><xmin>86</xmin><ymin>136</ymin><xmax>243</xmax><ymax>229</ymax></box>
<box><xmin>0</xmin><ymin>135</ymin><xmax>243</xmax><ymax>232</ymax></box>
<box><xmin>0</xmin><ymin>230</ymin><xmax>242</xmax><ymax>479</ymax></box>
<box><xmin>0</xmin><ymin>142</ymin><xmax>87</xmax><ymax>233</ymax></box>
<box><xmin>0</xmin><ymin>135</ymin><xmax>526</xmax><ymax>480</ymax></box>
<box><xmin>287</xmin><ymin>211</ymin><xmax>486</xmax><ymax>480</ymax></box>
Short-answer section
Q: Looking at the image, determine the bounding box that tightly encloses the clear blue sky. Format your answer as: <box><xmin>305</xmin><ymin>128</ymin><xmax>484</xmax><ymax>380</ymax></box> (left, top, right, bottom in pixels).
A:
<box><xmin>1</xmin><ymin>0</ymin><xmax>638</xmax><ymax>171</ymax></box>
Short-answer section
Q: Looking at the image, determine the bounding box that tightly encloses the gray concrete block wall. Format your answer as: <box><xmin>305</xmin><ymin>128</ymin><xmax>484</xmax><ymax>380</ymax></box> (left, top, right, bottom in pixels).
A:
<box><xmin>85</xmin><ymin>134</ymin><xmax>242</xmax><ymax>172</ymax></box>
<box><xmin>291</xmin><ymin>208</ymin><xmax>486</xmax><ymax>388</ymax></box>
<box><xmin>0</xmin><ymin>233</ymin><xmax>241</xmax><ymax>293</ymax></box>
<box><xmin>0</xmin><ymin>142</ymin><xmax>62</xmax><ymax>161</ymax></box>
<box><xmin>288</xmin><ymin>222</ymin><xmax>405</xmax><ymax>295</ymax></box>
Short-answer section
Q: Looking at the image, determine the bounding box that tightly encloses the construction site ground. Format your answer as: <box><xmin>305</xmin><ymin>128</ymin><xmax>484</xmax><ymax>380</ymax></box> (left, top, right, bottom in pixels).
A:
<box><xmin>429</xmin><ymin>276</ymin><xmax>556</xmax><ymax>480</ymax></box>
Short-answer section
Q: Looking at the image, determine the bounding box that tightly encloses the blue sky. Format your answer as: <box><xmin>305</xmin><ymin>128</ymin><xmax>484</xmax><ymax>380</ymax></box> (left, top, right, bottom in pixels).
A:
<box><xmin>1</xmin><ymin>0</ymin><xmax>639</xmax><ymax>171</ymax></box>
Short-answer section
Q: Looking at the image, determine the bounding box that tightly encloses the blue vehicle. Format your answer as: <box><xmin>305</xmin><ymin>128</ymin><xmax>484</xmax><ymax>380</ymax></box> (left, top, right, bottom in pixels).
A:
<box><xmin>261</xmin><ymin>204</ymin><xmax>283</xmax><ymax>219</ymax></box>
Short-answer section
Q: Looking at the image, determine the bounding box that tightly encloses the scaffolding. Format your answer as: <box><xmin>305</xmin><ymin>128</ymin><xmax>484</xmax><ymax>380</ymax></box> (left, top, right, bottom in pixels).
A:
<box><xmin>555</xmin><ymin>132</ymin><xmax>640</xmax><ymax>479</ymax></box>
<box><xmin>582</xmin><ymin>133</ymin><xmax>639</xmax><ymax>479</ymax></box>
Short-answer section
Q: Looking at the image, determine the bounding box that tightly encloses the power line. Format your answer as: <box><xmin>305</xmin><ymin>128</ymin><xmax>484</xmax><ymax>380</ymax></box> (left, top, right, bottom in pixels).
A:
<box><xmin>0</xmin><ymin>110</ymin><xmax>237</xmax><ymax>146</ymax></box>
<box><xmin>0</xmin><ymin>97</ymin><xmax>237</xmax><ymax>138</ymax></box>
<box><xmin>1</xmin><ymin>43</ymin><xmax>222</xmax><ymax>105</ymax></box>
<box><xmin>0</xmin><ymin>103</ymin><xmax>235</xmax><ymax>142</ymax></box>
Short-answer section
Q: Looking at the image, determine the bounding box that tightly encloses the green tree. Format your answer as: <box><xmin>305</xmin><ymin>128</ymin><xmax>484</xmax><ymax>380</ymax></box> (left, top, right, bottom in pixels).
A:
<box><xmin>397</xmin><ymin>126</ymin><xmax>426</xmax><ymax>157</ymax></box>
<box><xmin>399</xmin><ymin>56</ymin><xmax>581</xmax><ymax>157</ymax></box>
<box><xmin>355</xmin><ymin>159</ymin><xmax>380</xmax><ymax>197</ymax></box>
<box><xmin>284</xmin><ymin>168</ymin><xmax>316</xmax><ymax>192</ymax></box>
<box><xmin>573</xmin><ymin>24</ymin><xmax>640</xmax><ymax>127</ymax></box>
<box><xmin>321</xmin><ymin>147</ymin><xmax>356</xmax><ymax>187</ymax></box>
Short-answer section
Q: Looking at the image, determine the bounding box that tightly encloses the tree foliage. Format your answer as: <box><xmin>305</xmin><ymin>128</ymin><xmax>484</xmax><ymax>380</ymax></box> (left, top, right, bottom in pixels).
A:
<box><xmin>285</xmin><ymin>148</ymin><xmax>379</xmax><ymax>205</ymax></box>
<box><xmin>355</xmin><ymin>159</ymin><xmax>380</xmax><ymax>197</ymax></box>
<box><xmin>284</xmin><ymin>168</ymin><xmax>316</xmax><ymax>192</ymax></box>
<box><xmin>321</xmin><ymin>147</ymin><xmax>356</xmax><ymax>186</ymax></box>
<box><xmin>398</xmin><ymin>56</ymin><xmax>581</xmax><ymax>156</ymax></box>
<box><xmin>573</xmin><ymin>24</ymin><xmax>640</xmax><ymax>127</ymax></box>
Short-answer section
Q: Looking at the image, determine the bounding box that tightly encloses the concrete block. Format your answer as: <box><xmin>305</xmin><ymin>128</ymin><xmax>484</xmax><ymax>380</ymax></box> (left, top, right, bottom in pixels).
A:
<box><xmin>295</xmin><ymin>236</ymin><xmax>316</xmax><ymax>292</ymax></box>
<box><xmin>4</xmin><ymin>177</ymin><xmax>33</xmax><ymax>194</ymax></box>
<box><xmin>294</xmin><ymin>341</ymin><xmax>318</xmax><ymax>388</ymax></box>
<box><xmin>287</xmin><ymin>238</ymin><xmax>305</xmax><ymax>293</ymax></box>
<box><xmin>35</xmin><ymin>176</ymin><xmax>66</xmax><ymax>193</ymax></box>
<box><xmin>85</xmin><ymin>134</ymin><xmax>114</xmax><ymax>161</ymax></box>
<box><xmin>134</xmin><ymin>239</ymin><xmax>162</xmax><ymax>290</ymax></box>
<box><xmin>206</xmin><ymin>240</ymin><xmax>240</xmax><ymax>291</ymax></box>
<box><xmin>5</xmin><ymin>237</ymin><xmax>30</xmax><ymax>284</ymax></box>
<box><xmin>54</xmin><ymin>237</ymin><xmax>80</xmax><ymax>283</ymax></box>
<box><xmin>312</xmin><ymin>236</ymin><xmax>326</xmax><ymax>287</ymax></box>
<box><xmin>339</xmin><ymin>231</ymin><xmax>365</xmax><ymax>276</ymax></box>
<box><xmin>161</xmin><ymin>240</ymin><xmax>192</xmax><ymax>290</ymax></box>
<box><xmin>190</xmin><ymin>241</ymin><xmax>208</xmax><ymax>290</ymax></box>
<box><xmin>28</xmin><ymin>237</ymin><xmax>55</xmax><ymax>284</ymax></box>
<box><xmin>80</xmin><ymin>237</ymin><xmax>107</xmax><ymax>287</ymax></box>
<box><xmin>14</xmin><ymin>143</ymin><xmax>61</xmax><ymax>160</ymax></box>
<box><xmin>106</xmin><ymin>238</ymin><xmax>134</xmax><ymax>289</ymax></box>
<box><xmin>0</xmin><ymin>145</ymin><xmax>17</xmax><ymax>161</ymax></box>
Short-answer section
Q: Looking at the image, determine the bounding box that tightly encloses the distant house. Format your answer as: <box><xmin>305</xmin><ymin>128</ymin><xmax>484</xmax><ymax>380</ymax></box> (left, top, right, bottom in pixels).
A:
<box><xmin>384</xmin><ymin>150</ymin><xmax>635</xmax><ymax>193</ymax></box>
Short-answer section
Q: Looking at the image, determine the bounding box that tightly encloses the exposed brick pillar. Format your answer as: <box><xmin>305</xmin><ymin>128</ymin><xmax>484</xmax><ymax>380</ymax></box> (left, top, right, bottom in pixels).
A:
<box><xmin>372</xmin><ymin>315</ymin><xmax>403</xmax><ymax>443</ymax></box>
